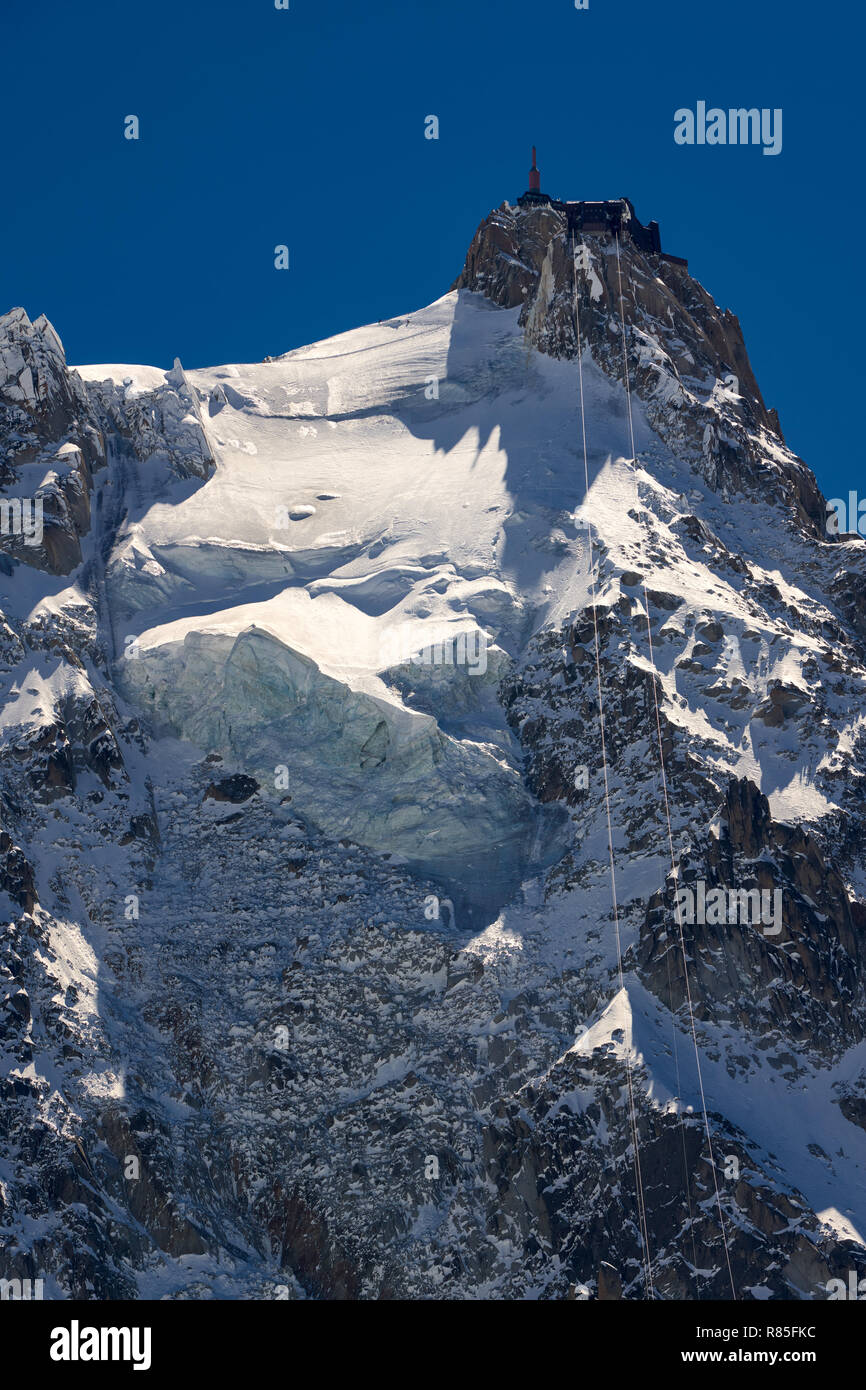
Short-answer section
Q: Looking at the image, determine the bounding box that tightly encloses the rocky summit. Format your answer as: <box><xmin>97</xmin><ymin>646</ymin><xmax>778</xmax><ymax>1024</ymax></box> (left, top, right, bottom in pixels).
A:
<box><xmin>1</xmin><ymin>195</ymin><xmax>866</xmax><ymax>1300</ymax></box>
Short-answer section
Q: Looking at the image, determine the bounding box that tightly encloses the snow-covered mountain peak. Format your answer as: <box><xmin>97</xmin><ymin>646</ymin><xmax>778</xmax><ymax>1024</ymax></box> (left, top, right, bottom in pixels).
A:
<box><xmin>2</xmin><ymin>202</ymin><xmax>866</xmax><ymax>1300</ymax></box>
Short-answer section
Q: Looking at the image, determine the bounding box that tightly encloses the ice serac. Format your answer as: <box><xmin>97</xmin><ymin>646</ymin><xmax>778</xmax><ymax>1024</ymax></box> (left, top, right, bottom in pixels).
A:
<box><xmin>117</xmin><ymin>611</ymin><xmax>536</xmax><ymax>910</ymax></box>
<box><xmin>1</xmin><ymin>197</ymin><xmax>866</xmax><ymax>1299</ymax></box>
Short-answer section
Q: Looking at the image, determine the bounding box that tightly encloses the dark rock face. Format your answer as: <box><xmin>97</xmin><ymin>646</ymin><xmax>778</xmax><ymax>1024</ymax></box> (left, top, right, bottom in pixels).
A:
<box><xmin>0</xmin><ymin>308</ymin><xmax>105</xmax><ymax>574</ymax></box>
<box><xmin>6</xmin><ymin>689</ymin><xmax>126</xmax><ymax>805</ymax></box>
<box><xmin>639</xmin><ymin>778</ymin><xmax>866</xmax><ymax>1060</ymax></box>
<box><xmin>455</xmin><ymin>203</ymin><xmax>826</xmax><ymax>536</ymax></box>
<box><xmin>830</xmin><ymin>563</ymin><xmax>866</xmax><ymax>650</ymax></box>
<box><xmin>480</xmin><ymin>1040</ymin><xmax>866</xmax><ymax>1300</ymax></box>
<box><xmin>203</xmin><ymin>774</ymin><xmax>260</xmax><ymax>803</ymax></box>
<box><xmin>0</xmin><ymin>831</ymin><xmax>37</xmax><ymax>913</ymax></box>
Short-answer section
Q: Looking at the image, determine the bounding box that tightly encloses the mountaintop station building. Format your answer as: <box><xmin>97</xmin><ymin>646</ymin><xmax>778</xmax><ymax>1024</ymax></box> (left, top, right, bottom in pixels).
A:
<box><xmin>517</xmin><ymin>147</ymin><xmax>688</xmax><ymax>268</ymax></box>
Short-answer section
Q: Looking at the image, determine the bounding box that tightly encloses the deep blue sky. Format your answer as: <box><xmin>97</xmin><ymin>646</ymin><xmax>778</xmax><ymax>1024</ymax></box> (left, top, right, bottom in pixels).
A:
<box><xmin>3</xmin><ymin>0</ymin><xmax>862</xmax><ymax>500</ymax></box>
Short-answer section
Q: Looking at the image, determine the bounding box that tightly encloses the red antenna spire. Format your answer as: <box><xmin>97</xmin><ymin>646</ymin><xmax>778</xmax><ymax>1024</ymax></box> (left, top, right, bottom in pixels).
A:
<box><xmin>529</xmin><ymin>145</ymin><xmax>540</xmax><ymax>193</ymax></box>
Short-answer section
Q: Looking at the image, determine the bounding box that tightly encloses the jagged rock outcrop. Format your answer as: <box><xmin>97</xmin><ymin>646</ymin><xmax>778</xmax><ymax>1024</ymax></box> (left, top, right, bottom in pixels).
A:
<box><xmin>85</xmin><ymin>359</ymin><xmax>214</xmax><ymax>483</ymax></box>
<box><xmin>455</xmin><ymin>202</ymin><xmax>826</xmax><ymax>535</ymax></box>
<box><xmin>0</xmin><ymin>308</ymin><xmax>105</xmax><ymax>574</ymax></box>
<box><xmin>640</xmin><ymin>778</ymin><xmax>866</xmax><ymax>1062</ymax></box>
